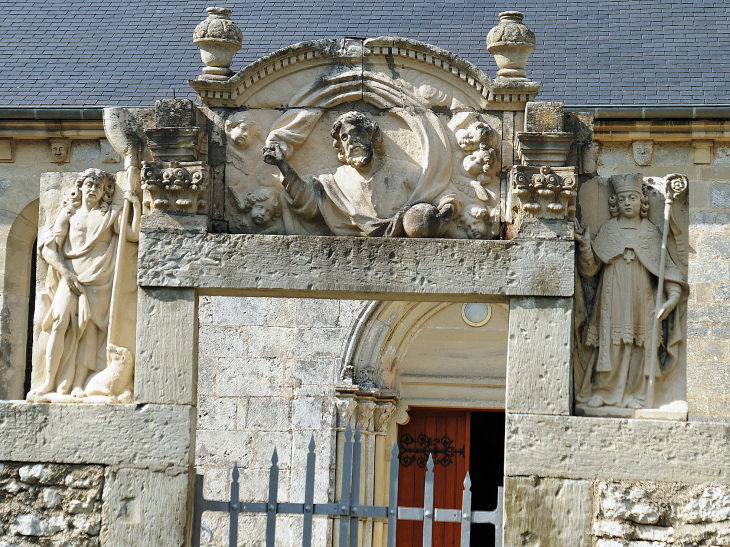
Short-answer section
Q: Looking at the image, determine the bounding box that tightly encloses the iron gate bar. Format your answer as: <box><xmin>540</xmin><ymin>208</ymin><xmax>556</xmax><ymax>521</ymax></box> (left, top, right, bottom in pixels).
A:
<box><xmin>191</xmin><ymin>422</ymin><xmax>503</xmax><ymax>547</ymax></box>
<box><xmin>422</xmin><ymin>454</ymin><xmax>434</xmax><ymax>547</ymax></box>
<box><xmin>460</xmin><ymin>474</ymin><xmax>471</xmax><ymax>547</ymax></box>
<box><xmin>266</xmin><ymin>449</ymin><xmax>278</xmax><ymax>547</ymax></box>
<box><xmin>302</xmin><ymin>436</ymin><xmax>316</xmax><ymax>547</ymax></box>
<box><xmin>339</xmin><ymin>423</ymin><xmax>353</xmax><ymax>547</ymax></box>
<box><xmin>229</xmin><ymin>463</ymin><xmax>239</xmax><ymax>547</ymax></box>
<box><xmin>349</xmin><ymin>426</ymin><xmax>362</xmax><ymax>547</ymax></box>
<box><xmin>386</xmin><ymin>443</ymin><xmax>399</xmax><ymax>547</ymax></box>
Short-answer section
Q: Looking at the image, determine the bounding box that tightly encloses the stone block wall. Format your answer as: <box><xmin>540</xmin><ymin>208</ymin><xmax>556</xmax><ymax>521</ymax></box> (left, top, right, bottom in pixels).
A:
<box><xmin>0</xmin><ymin>462</ymin><xmax>103</xmax><ymax>547</ymax></box>
<box><xmin>195</xmin><ymin>295</ymin><xmax>366</xmax><ymax>546</ymax></box>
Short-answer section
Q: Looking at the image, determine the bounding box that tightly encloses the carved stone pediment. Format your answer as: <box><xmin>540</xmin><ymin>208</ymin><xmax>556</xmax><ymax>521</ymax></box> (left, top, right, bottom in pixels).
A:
<box><xmin>191</xmin><ymin>37</ymin><xmax>546</xmax><ymax>239</ymax></box>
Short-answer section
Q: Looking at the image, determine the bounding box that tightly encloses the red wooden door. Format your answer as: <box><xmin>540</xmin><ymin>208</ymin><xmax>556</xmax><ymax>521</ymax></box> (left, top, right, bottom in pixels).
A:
<box><xmin>396</xmin><ymin>408</ymin><xmax>470</xmax><ymax>547</ymax></box>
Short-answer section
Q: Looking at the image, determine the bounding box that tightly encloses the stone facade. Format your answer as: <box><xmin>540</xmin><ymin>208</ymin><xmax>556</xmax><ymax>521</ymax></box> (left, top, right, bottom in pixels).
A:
<box><xmin>0</xmin><ymin>7</ymin><xmax>730</xmax><ymax>547</ymax></box>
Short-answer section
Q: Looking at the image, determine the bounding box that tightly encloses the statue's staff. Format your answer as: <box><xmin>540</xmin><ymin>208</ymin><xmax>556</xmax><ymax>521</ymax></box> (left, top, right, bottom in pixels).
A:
<box><xmin>647</xmin><ymin>174</ymin><xmax>688</xmax><ymax>407</ymax></box>
<box><xmin>102</xmin><ymin>108</ymin><xmax>143</xmax><ymax>347</ymax></box>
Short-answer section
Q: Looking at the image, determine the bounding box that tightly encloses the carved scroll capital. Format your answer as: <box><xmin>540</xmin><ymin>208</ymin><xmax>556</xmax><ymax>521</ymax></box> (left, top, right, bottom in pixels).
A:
<box><xmin>141</xmin><ymin>161</ymin><xmax>209</xmax><ymax>215</ymax></box>
<box><xmin>508</xmin><ymin>165</ymin><xmax>577</xmax><ymax>222</ymax></box>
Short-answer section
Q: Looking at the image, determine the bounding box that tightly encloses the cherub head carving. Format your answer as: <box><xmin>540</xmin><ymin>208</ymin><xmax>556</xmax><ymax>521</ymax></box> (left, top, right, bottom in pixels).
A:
<box><xmin>225</xmin><ymin>111</ymin><xmax>261</xmax><ymax>150</ymax></box>
<box><xmin>331</xmin><ymin>111</ymin><xmax>385</xmax><ymax>169</ymax></box>
<box><xmin>50</xmin><ymin>138</ymin><xmax>69</xmax><ymax>163</ymax></box>
<box><xmin>243</xmin><ymin>187</ymin><xmax>282</xmax><ymax>227</ymax></box>
<box><xmin>455</xmin><ymin>122</ymin><xmax>490</xmax><ymax>152</ymax></box>
<box><xmin>463</xmin><ymin>145</ymin><xmax>497</xmax><ymax>177</ymax></box>
<box><xmin>463</xmin><ymin>206</ymin><xmax>493</xmax><ymax>239</ymax></box>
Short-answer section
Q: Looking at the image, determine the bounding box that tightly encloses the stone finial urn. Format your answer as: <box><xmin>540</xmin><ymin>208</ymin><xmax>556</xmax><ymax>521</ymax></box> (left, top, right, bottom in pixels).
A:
<box><xmin>486</xmin><ymin>11</ymin><xmax>536</xmax><ymax>79</ymax></box>
<box><xmin>193</xmin><ymin>7</ymin><xmax>243</xmax><ymax>80</ymax></box>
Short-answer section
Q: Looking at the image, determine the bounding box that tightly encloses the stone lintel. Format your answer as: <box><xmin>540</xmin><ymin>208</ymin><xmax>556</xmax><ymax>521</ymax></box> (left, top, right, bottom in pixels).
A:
<box><xmin>0</xmin><ymin>402</ymin><xmax>194</xmax><ymax>467</ymax></box>
<box><xmin>138</xmin><ymin>231</ymin><xmax>575</xmax><ymax>299</ymax></box>
<box><xmin>506</xmin><ymin>413</ymin><xmax>730</xmax><ymax>484</ymax></box>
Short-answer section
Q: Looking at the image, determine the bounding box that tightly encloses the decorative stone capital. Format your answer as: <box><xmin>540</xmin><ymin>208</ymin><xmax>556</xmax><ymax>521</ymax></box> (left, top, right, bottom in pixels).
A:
<box><xmin>487</xmin><ymin>11</ymin><xmax>536</xmax><ymax>79</ymax></box>
<box><xmin>508</xmin><ymin>165</ymin><xmax>577</xmax><ymax>222</ymax></box>
<box><xmin>374</xmin><ymin>403</ymin><xmax>396</xmax><ymax>433</ymax></box>
<box><xmin>193</xmin><ymin>7</ymin><xmax>243</xmax><ymax>81</ymax></box>
<box><xmin>140</xmin><ymin>161</ymin><xmax>209</xmax><ymax>215</ymax></box>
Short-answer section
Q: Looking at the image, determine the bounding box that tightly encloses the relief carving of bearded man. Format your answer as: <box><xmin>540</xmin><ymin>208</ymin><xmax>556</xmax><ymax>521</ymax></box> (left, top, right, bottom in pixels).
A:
<box><xmin>262</xmin><ymin>111</ymin><xmax>457</xmax><ymax>237</ymax></box>
<box><xmin>574</xmin><ymin>174</ymin><xmax>688</xmax><ymax>409</ymax></box>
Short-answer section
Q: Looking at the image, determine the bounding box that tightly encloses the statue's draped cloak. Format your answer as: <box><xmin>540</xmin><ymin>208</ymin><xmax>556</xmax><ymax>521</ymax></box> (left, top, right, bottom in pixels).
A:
<box><xmin>578</xmin><ymin>218</ymin><xmax>688</xmax><ymax>407</ymax></box>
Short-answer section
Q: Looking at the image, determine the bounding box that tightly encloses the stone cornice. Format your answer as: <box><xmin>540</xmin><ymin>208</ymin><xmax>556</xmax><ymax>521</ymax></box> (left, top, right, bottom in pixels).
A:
<box><xmin>594</xmin><ymin>119</ymin><xmax>730</xmax><ymax>142</ymax></box>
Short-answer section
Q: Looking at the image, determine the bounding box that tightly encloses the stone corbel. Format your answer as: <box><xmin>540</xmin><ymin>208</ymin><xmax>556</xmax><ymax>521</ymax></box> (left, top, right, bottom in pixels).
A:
<box><xmin>0</xmin><ymin>137</ymin><xmax>13</xmax><ymax>162</ymax></box>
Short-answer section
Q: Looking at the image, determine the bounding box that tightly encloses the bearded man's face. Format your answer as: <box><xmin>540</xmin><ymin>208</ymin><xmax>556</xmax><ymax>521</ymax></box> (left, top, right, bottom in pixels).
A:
<box><xmin>339</xmin><ymin>121</ymin><xmax>374</xmax><ymax>168</ymax></box>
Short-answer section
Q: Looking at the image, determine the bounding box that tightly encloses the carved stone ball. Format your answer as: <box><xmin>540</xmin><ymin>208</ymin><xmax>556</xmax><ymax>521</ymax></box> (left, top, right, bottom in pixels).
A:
<box><xmin>403</xmin><ymin>203</ymin><xmax>442</xmax><ymax>238</ymax></box>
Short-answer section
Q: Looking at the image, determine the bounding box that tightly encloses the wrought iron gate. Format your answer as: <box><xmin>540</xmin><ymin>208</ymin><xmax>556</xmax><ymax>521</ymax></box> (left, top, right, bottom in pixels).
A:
<box><xmin>192</xmin><ymin>423</ymin><xmax>502</xmax><ymax>547</ymax></box>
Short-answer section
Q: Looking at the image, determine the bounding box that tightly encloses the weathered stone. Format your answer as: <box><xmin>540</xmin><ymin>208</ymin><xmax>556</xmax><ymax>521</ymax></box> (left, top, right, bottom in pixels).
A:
<box><xmin>100</xmin><ymin>467</ymin><xmax>189</xmax><ymax>547</ymax></box>
<box><xmin>0</xmin><ymin>402</ymin><xmax>193</xmax><ymax>467</ymax></box>
<box><xmin>506</xmin><ymin>297</ymin><xmax>572</xmax><ymax>415</ymax></box>
<box><xmin>593</xmin><ymin>480</ymin><xmax>730</xmax><ymax>546</ymax></box>
<box><xmin>525</xmin><ymin>101</ymin><xmax>564</xmax><ymax>132</ymax></box>
<box><xmin>135</xmin><ymin>287</ymin><xmax>198</xmax><ymax>405</ymax></box>
<box><xmin>43</xmin><ymin>487</ymin><xmax>62</xmax><ymax>509</ymax></box>
<box><xmin>506</xmin><ymin>413</ymin><xmax>730</xmax><ymax>483</ymax></box>
<box><xmin>503</xmin><ymin>476</ymin><xmax>592</xmax><ymax>547</ymax></box>
<box><xmin>18</xmin><ymin>464</ymin><xmax>44</xmax><ymax>484</ymax></box>
<box><xmin>138</xmin><ymin>232</ymin><xmax>575</xmax><ymax>299</ymax></box>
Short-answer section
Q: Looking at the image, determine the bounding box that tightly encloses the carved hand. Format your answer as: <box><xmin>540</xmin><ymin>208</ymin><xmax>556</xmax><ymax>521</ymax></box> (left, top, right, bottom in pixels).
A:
<box><xmin>262</xmin><ymin>142</ymin><xmax>290</xmax><ymax>174</ymax></box>
<box><xmin>64</xmin><ymin>273</ymin><xmax>84</xmax><ymax>296</ymax></box>
<box><xmin>123</xmin><ymin>189</ymin><xmax>140</xmax><ymax>205</ymax></box>
<box><xmin>657</xmin><ymin>293</ymin><xmax>680</xmax><ymax>320</ymax></box>
<box><xmin>575</xmin><ymin>226</ymin><xmax>591</xmax><ymax>251</ymax></box>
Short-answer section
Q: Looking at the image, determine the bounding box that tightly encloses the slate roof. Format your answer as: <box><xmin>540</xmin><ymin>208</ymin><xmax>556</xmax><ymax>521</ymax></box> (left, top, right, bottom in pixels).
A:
<box><xmin>0</xmin><ymin>0</ymin><xmax>728</xmax><ymax>107</ymax></box>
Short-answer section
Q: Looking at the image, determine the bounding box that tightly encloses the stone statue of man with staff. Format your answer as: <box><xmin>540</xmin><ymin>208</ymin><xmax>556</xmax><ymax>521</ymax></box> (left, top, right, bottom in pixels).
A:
<box><xmin>29</xmin><ymin>168</ymin><xmax>141</xmax><ymax>399</ymax></box>
<box><xmin>574</xmin><ymin>173</ymin><xmax>688</xmax><ymax>410</ymax></box>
